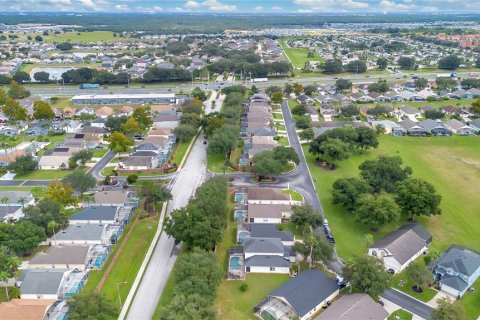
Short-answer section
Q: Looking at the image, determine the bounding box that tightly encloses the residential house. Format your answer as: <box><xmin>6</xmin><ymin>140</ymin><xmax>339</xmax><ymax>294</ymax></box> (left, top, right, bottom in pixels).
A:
<box><xmin>369</xmin><ymin>224</ymin><xmax>432</xmax><ymax>274</ymax></box>
<box><xmin>95</xmin><ymin>106</ymin><xmax>114</xmax><ymax>118</ymax></box>
<box><xmin>419</xmin><ymin>119</ymin><xmax>452</xmax><ymax>136</ymax></box>
<box><xmin>441</xmin><ymin>105</ymin><xmax>462</xmax><ymax>117</ymax></box>
<box><xmin>92</xmin><ymin>190</ymin><xmax>134</xmax><ymax>207</ymax></box>
<box><xmin>398</xmin><ymin>105</ymin><xmax>421</xmax><ymax>121</ymax></box>
<box><xmin>237</xmin><ymin>223</ymin><xmax>294</xmax><ymax>246</ymax></box>
<box><xmin>254</xmin><ymin>270</ymin><xmax>339</xmax><ymax>320</ymax></box>
<box><xmin>153</xmin><ymin>114</ymin><xmax>179</xmax><ymax>129</ymax></box>
<box><xmin>50</xmin><ymin>223</ymin><xmax>123</xmax><ymax>245</ymax></box>
<box><xmin>69</xmin><ymin>206</ymin><xmax>123</xmax><ymax>225</ymax></box>
<box><xmin>18</xmin><ymin>269</ymin><xmax>88</xmax><ymax>299</ymax></box>
<box><xmin>468</xmin><ymin>119</ymin><xmax>480</xmax><ymax>132</ymax></box>
<box><xmin>370</xmin><ymin>120</ymin><xmax>405</xmax><ymax>136</ymax></box>
<box><xmin>243</xmin><ymin>238</ymin><xmax>291</xmax><ymax>274</ymax></box>
<box><xmin>29</xmin><ymin>244</ymin><xmax>92</xmax><ymax>271</ymax></box>
<box><xmin>431</xmin><ymin>245</ymin><xmax>480</xmax><ymax>297</ymax></box>
<box><xmin>444</xmin><ymin>119</ymin><xmax>476</xmax><ymax>136</ymax></box>
<box><xmin>247</xmin><ymin>204</ymin><xmax>292</xmax><ymax>224</ymax></box>
<box><xmin>297</xmin><ymin>95</ymin><xmax>315</xmax><ymax>106</ymax></box>
<box><xmin>0</xmin><ymin>149</ymin><xmax>25</xmax><ymax>167</ymax></box>
<box><xmin>38</xmin><ymin>156</ymin><xmax>70</xmax><ymax>170</ymax></box>
<box><xmin>0</xmin><ymin>190</ymin><xmax>34</xmax><ymax>207</ymax></box>
<box><xmin>398</xmin><ymin>119</ymin><xmax>429</xmax><ymax>136</ymax></box>
<box><xmin>0</xmin><ymin>299</ymin><xmax>58</xmax><ymax>320</ymax></box>
<box><xmin>0</xmin><ymin>126</ymin><xmax>20</xmax><ymax>136</ymax></box>
<box><xmin>0</xmin><ymin>206</ymin><xmax>24</xmax><ymax>223</ymax></box>
<box><xmin>119</xmin><ymin>155</ymin><xmax>158</xmax><ymax>170</ymax></box>
<box><xmin>315</xmin><ymin>293</ymin><xmax>388</xmax><ymax>320</ymax></box>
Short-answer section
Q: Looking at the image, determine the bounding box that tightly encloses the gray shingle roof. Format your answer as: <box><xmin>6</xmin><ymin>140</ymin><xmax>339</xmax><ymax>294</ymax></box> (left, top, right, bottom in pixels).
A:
<box><xmin>436</xmin><ymin>245</ymin><xmax>480</xmax><ymax>277</ymax></box>
<box><xmin>54</xmin><ymin>223</ymin><xmax>106</xmax><ymax>241</ymax></box>
<box><xmin>248</xmin><ymin>224</ymin><xmax>294</xmax><ymax>242</ymax></box>
<box><xmin>245</xmin><ymin>255</ymin><xmax>290</xmax><ymax>267</ymax></box>
<box><xmin>371</xmin><ymin>224</ymin><xmax>431</xmax><ymax>265</ymax></box>
<box><xmin>270</xmin><ymin>270</ymin><xmax>339</xmax><ymax>317</ymax></box>
<box><xmin>69</xmin><ymin>206</ymin><xmax>118</xmax><ymax>222</ymax></box>
<box><xmin>243</xmin><ymin>238</ymin><xmax>284</xmax><ymax>254</ymax></box>
<box><xmin>20</xmin><ymin>269</ymin><xmax>67</xmax><ymax>295</ymax></box>
<box><xmin>315</xmin><ymin>293</ymin><xmax>389</xmax><ymax>320</ymax></box>
<box><xmin>29</xmin><ymin>245</ymin><xmax>90</xmax><ymax>266</ymax></box>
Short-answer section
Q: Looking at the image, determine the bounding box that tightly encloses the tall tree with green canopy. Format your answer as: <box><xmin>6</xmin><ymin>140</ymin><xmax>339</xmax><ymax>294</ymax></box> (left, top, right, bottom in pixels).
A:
<box><xmin>138</xmin><ymin>180</ymin><xmax>172</xmax><ymax>212</ymax></box>
<box><xmin>359</xmin><ymin>155</ymin><xmax>412</xmax><ymax>193</ymax></box>
<box><xmin>32</xmin><ymin>100</ymin><xmax>55</xmax><ymax>119</ymax></box>
<box><xmin>2</xmin><ymin>98</ymin><xmax>28</xmax><ymax>121</ymax></box>
<box><xmin>311</xmin><ymin>138</ymin><xmax>349</xmax><ymax>169</ymax></box>
<box><xmin>354</xmin><ymin>127</ymin><xmax>378</xmax><ymax>152</ymax></box>
<box><xmin>395</xmin><ymin>178</ymin><xmax>442</xmax><ymax>220</ymax></box>
<box><xmin>407</xmin><ymin>263</ymin><xmax>432</xmax><ymax>292</ymax></box>
<box><xmin>7</xmin><ymin>154</ymin><xmax>37</xmax><ymax>176</ymax></box>
<box><xmin>332</xmin><ymin>177</ymin><xmax>371</xmax><ymax>211</ymax></box>
<box><xmin>356</xmin><ymin>193</ymin><xmax>400</xmax><ymax>230</ymax></box>
<box><xmin>293</xmin><ymin>233</ymin><xmax>333</xmax><ymax>269</ymax></box>
<box><xmin>63</xmin><ymin>171</ymin><xmax>97</xmax><ymax>196</ymax></box>
<box><xmin>290</xmin><ymin>204</ymin><xmax>323</xmax><ymax>233</ymax></box>
<box><xmin>159</xmin><ymin>293</ymin><xmax>216</xmax><ymax>320</ymax></box>
<box><xmin>431</xmin><ymin>298</ymin><xmax>466</xmax><ymax>320</ymax></box>
<box><xmin>132</xmin><ymin>107</ymin><xmax>152</xmax><ymax>130</ymax></box>
<box><xmin>343</xmin><ymin>255</ymin><xmax>391</xmax><ymax>297</ymax></box>
<box><xmin>2</xmin><ymin>221</ymin><xmax>46</xmax><ymax>256</ymax></box>
<box><xmin>0</xmin><ymin>246</ymin><xmax>20</xmax><ymax>300</ymax></box>
<box><xmin>7</xmin><ymin>80</ymin><xmax>30</xmax><ymax>99</ymax></box>
<box><xmin>108</xmin><ymin>131</ymin><xmax>133</xmax><ymax>153</ymax></box>
<box><xmin>68</xmin><ymin>293</ymin><xmax>117</xmax><ymax>320</ymax></box>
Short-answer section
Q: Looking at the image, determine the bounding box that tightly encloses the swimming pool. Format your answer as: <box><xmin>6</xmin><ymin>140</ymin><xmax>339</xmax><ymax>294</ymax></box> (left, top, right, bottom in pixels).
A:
<box><xmin>234</xmin><ymin>193</ymin><xmax>246</xmax><ymax>204</ymax></box>
<box><xmin>234</xmin><ymin>210</ymin><xmax>247</xmax><ymax>222</ymax></box>
<box><xmin>238</xmin><ymin>231</ymin><xmax>250</xmax><ymax>244</ymax></box>
<box><xmin>229</xmin><ymin>256</ymin><xmax>241</xmax><ymax>270</ymax></box>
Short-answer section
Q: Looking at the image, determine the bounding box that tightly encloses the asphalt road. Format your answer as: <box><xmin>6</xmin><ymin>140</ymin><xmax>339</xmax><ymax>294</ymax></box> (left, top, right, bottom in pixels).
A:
<box><xmin>126</xmin><ymin>134</ymin><xmax>208</xmax><ymax>320</ymax></box>
<box><xmin>25</xmin><ymin>70</ymin><xmax>473</xmax><ymax>97</ymax></box>
<box><xmin>88</xmin><ymin>149</ymin><xmax>115</xmax><ymax>180</ymax></box>
<box><xmin>381</xmin><ymin>288</ymin><xmax>433</xmax><ymax>319</ymax></box>
<box><xmin>0</xmin><ymin>180</ymin><xmax>51</xmax><ymax>186</ymax></box>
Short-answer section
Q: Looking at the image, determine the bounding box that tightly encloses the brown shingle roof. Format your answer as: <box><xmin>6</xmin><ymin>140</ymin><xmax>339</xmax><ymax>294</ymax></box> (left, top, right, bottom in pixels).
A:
<box><xmin>247</xmin><ymin>187</ymin><xmax>290</xmax><ymax>201</ymax></box>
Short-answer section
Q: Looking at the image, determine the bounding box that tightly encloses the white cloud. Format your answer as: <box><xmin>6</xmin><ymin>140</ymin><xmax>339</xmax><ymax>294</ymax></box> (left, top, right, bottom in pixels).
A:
<box><xmin>185</xmin><ymin>1</ymin><xmax>200</xmax><ymax>9</ymax></box>
<box><xmin>272</xmin><ymin>6</ymin><xmax>283</xmax><ymax>10</ymax></box>
<box><xmin>254</xmin><ymin>6</ymin><xmax>263</xmax><ymax>11</ymax></box>
<box><xmin>379</xmin><ymin>0</ymin><xmax>414</xmax><ymax>11</ymax></box>
<box><xmin>294</xmin><ymin>0</ymin><xmax>369</xmax><ymax>11</ymax></box>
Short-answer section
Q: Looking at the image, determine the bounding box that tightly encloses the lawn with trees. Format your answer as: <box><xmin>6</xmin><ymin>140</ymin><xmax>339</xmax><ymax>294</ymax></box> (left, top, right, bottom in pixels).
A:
<box><xmin>303</xmin><ymin>135</ymin><xmax>480</xmax><ymax>261</ymax></box>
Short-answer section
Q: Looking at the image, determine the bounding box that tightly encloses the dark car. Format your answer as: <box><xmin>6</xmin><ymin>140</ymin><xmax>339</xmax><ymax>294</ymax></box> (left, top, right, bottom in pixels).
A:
<box><xmin>327</xmin><ymin>234</ymin><xmax>335</xmax><ymax>243</ymax></box>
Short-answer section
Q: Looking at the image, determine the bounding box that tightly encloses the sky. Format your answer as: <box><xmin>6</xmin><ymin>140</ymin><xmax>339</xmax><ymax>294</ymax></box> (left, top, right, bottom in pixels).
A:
<box><xmin>0</xmin><ymin>0</ymin><xmax>479</xmax><ymax>14</ymax></box>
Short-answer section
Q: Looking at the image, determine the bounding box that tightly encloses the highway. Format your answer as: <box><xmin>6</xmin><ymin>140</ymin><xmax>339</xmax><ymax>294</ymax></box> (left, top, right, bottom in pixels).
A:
<box><xmin>25</xmin><ymin>70</ymin><xmax>473</xmax><ymax>97</ymax></box>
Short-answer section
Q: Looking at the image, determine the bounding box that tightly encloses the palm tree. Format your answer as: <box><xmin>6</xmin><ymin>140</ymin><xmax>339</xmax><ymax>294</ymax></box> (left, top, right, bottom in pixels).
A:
<box><xmin>363</xmin><ymin>233</ymin><xmax>374</xmax><ymax>251</ymax></box>
<box><xmin>48</xmin><ymin>221</ymin><xmax>59</xmax><ymax>243</ymax></box>
<box><xmin>1</xmin><ymin>197</ymin><xmax>10</xmax><ymax>217</ymax></box>
<box><xmin>18</xmin><ymin>197</ymin><xmax>27</xmax><ymax>208</ymax></box>
<box><xmin>0</xmin><ymin>271</ymin><xmax>10</xmax><ymax>301</ymax></box>
<box><xmin>82</xmin><ymin>194</ymin><xmax>95</xmax><ymax>207</ymax></box>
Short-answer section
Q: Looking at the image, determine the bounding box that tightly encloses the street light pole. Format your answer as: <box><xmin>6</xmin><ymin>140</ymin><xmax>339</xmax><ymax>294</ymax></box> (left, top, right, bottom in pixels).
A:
<box><xmin>116</xmin><ymin>281</ymin><xmax>128</xmax><ymax>310</ymax></box>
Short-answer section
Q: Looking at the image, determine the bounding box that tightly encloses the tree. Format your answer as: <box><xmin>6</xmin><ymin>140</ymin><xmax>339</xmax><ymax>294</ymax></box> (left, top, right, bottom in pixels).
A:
<box><xmin>293</xmin><ymin>83</ymin><xmax>303</xmax><ymax>96</ymax></box>
<box><xmin>207</xmin><ymin>125</ymin><xmax>238</xmax><ymax>155</ymax></box>
<box><xmin>355</xmin><ymin>127</ymin><xmax>378</xmax><ymax>152</ymax></box>
<box><xmin>291</xmin><ymin>204</ymin><xmax>323</xmax><ymax>232</ymax></box>
<box><xmin>180</xmin><ymin>113</ymin><xmax>201</xmax><ymax>129</ymax></box>
<box><xmin>0</xmin><ymin>87</ymin><xmax>5</xmax><ymax>105</ymax></box>
<box><xmin>173</xmin><ymin>124</ymin><xmax>196</xmax><ymax>141</ymax></box>
<box><xmin>323</xmin><ymin>59</ymin><xmax>343</xmax><ymax>74</ymax></box>
<box><xmin>2</xmin><ymin>221</ymin><xmax>46</xmax><ymax>256</ymax></box>
<box><xmin>291</xmin><ymin>104</ymin><xmax>307</xmax><ymax>116</ymax></box>
<box><xmin>56</xmin><ymin>42</ymin><xmax>73</xmax><ymax>51</ymax></box>
<box><xmin>121</xmin><ymin>118</ymin><xmax>142</xmax><ymax>136</ymax></box>
<box><xmin>368</xmin><ymin>80</ymin><xmax>389</xmax><ymax>93</ymax></box>
<box><xmin>69</xmin><ymin>149</ymin><xmax>93</xmax><ymax>168</ymax></box>
<box><xmin>192</xmin><ymin>87</ymin><xmax>207</xmax><ymax>101</ymax></box>
<box><xmin>356</xmin><ymin>193</ymin><xmax>400</xmax><ymax>230</ymax></box>
<box><xmin>159</xmin><ymin>293</ymin><xmax>216</xmax><ymax>320</ymax></box>
<box><xmin>252</xmin><ymin>151</ymin><xmax>284</xmax><ymax>176</ymax></box>
<box><xmin>346</xmin><ymin>60</ymin><xmax>367</xmax><ymax>73</ymax></box>
<box><xmin>108</xmin><ymin>131</ymin><xmax>133</xmax><ymax>153</ymax></box>
<box><xmin>303</xmin><ymin>84</ymin><xmax>318</xmax><ymax>96</ymax></box>
<box><xmin>424</xmin><ymin>110</ymin><xmax>444</xmax><ymax>120</ymax></box>
<box><xmin>436</xmin><ymin>77</ymin><xmax>457</xmax><ymax>91</ymax></box>
<box><xmin>414</xmin><ymin>78</ymin><xmax>429</xmax><ymax>90</ymax></box>
<box><xmin>312</xmin><ymin>138</ymin><xmax>349</xmax><ymax>169</ymax></box>
<box><xmin>340</xmin><ymin>104</ymin><xmax>360</xmax><ymax>117</ymax></box>
<box><xmin>7</xmin><ymin>81</ymin><xmax>30</xmax><ymax>99</ymax></box>
<box><xmin>64</xmin><ymin>171</ymin><xmax>97</xmax><ymax>195</ymax></box>
<box><xmin>332</xmin><ymin>177</ymin><xmax>371</xmax><ymax>211</ymax></box>
<box><xmin>283</xmin><ymin>83</ymin><xmax>293</xmax><ymax>96</ymax></box>
<box><xmin>23</xmin><ymin>198</ymin><xmax>66</xmax><ymax>234</ymax></box>
<box><xmin>7</xmin><ymin>154</ymin><xmax>37</xmax><ymax>176</ymax></box>
<box><xmin>45</xmin><ymin>180</ymin><xmax>76</xmax><ymax>207</ymax></box>
<box><xmin>431</xmin><ymin>298</ymin><xmax>466</xmax><ymax>320</ymax></box>
<box><xmin>343</xmin><ymin>255</ymin><xmax>391</xmax><ymax>297</ymax></box>
<box><xmin>438</xmin><ymin>55</ymin><xmax>462</xmax><ymax>70</ymax></box>
<box><xmin>335</xmin><ymin>78</ymin><xmax>352</xmax><ymax>92</ymax></box>
<box><xmin>295</xmin><ymin>116</ymin><xmax>311</xmax><ymax>129</ymax></box>
<box><xmin>298</xmin><ymin>128</ymin><xmax>314</xmax><ymax>142</ymax></box>
<box><xmin>12</xmin><ymin>71</ymin><xmax>30</xmax><ymax>83</ymax></box>
<box><xmin>182</xmin><ymin>98</ymin><xmax>203</xmax><ymax>115</ymax></box>
<box><xmin>2</xmin><ymin>98</ymin><xmax>27</xmax><ymax>121</ymax></box>
<box><xmin>376</xmin><ymin>57</ymin><xmax>388</xmax><ymax>70</ymax></box>
<box><xmin>395</xmin><ymin>178</ymin><xmax>442</xmax><ymax>220</ymax></box>
<box><xmin>68</xmin><ymin>293</ymin><xmax>117</xmax><ymax>320</ymax></box>
<box><xmin>105</xmin><ymin>115</ymin><xmax>128</xmax><ymax>132</ymax></box>
<box><xmin>471</xmin><ymin>98</ymin><xmax>480</xmax><ymax>115</ymax></box>
<box><xmin>126</xmin><ymin>174</ymin><xmax>138</xmax><ymax>184</ymax></box>
<box><xmin>34</xmin><ymin>35</ymin><xmax>43</xmax><ymax>42</ymax></box>
<box><xmin>294</xmin><ymin>233</ymin><xmax>333</xmax><ymax>269</ymax></box>
<box><xmin>407</xmin><ymin>263</ymin><xmax>432</xmax><ymax>292</ymax></box>
<box><xmin>32</xmin><ymin>100</ymin><xmax>55</xmax><ymax>119</ymax></box>
<box><xmin>397</xmin><ymin>56</ymin><xmax>416</xmax><ymax>70</ymax></box>
<box><xmin>359</xmin><ymin>155</ymin><xmax>412</xmax><ymax>193</ymax></box>
<box><xmin>138</xmin><ymin>180</ymin><xmax>172</xmax><ymax>212</ymax></box>
<box><xmin>0</xmin><ymin>246</ymin><xmax>20</xmax><ymax>301</ymax></box>
<box><xmin>265</xmin><ymin>86</ymin><xmax>282</xmax><ymax>97</ymax></box>
<box><xmin>131</xmin><ymin>107</ymin><xmax>152</xmax><ymax>130</ymax></box>
<box><xmin>33</xmin><ymin>71</ymin><xmax>49</xmax><ymax>83</ymax></box>
<box><xmin>271</xmin><ymin>91</ymin><xmax>283</xmax><ymax>104</ymax></box>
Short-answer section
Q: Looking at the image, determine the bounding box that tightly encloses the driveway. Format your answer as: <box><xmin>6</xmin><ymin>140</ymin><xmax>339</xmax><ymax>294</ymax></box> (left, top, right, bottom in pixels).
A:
<box><xmin>381</xmin><ymin>288</ymin><xmax>433</xmax><ymax>320</ymax></box>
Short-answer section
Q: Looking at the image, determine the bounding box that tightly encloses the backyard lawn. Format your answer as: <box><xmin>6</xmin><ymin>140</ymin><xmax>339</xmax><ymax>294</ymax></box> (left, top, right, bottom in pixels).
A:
<box><xmin>14</xmin><ymin>169</ymin><xmax>77</xmax><ymax>180</ymax></box>
<box><xmin>387</xmin><ymin>309</ymin><xmax>413</xmax><ymax>320</ymax></box>
<box><xmin>82</xmin><ymin>215</ymin><xmax>159</xmax><ymax>309</ymax></box>
<box><xmin>303</xmin><ymin>135</ymin><xmax>480</xmax><ymax>260</ymax></box>
<box><xmin>279</xmin><ymin>39</ymin><xmax>324</xmax><ymax>69</ymax></box>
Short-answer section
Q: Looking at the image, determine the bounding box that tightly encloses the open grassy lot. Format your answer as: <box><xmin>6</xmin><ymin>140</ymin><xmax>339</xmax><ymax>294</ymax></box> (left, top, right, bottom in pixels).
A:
<box><xmin>282</xmin><ymin>189</ymin><xmax>303</xmax><ymax>202</ymax></box>
<box><xmin>388</xmin><ymin>309</ymin><xmax>413</xmax><ymax>320</ymax></box>
<box><xmin>391</xmin><ymin>261</ymin><xmax>437</xmax><ymax>302</ymax></box>
<box><xmin>14</xmin><ymin>169</ymin><xmax>77</xmax><ymax>180</ymax></box>
<box><xmin>279</xmin><ymin>39</ymin><xmax>324</xmax><ymax>69</ymax></box>
<box><xmin>92</xmin><ymin>148</ymin><xmax>108</xmax><ymax>158</ymax></box>
<box><xmin>304</xmin><ymin>135</ymin><xmax>480</xmax><ymax>259</ymax></box>
<box><xmin>45</xmin><ymin>31</ymin><xmax>119</xmax><ymax>43</ymax></box>
<box><xmin>82</xmin><ymin>215</ymin><xmax>158</xmax><ymax>309</ymax></box>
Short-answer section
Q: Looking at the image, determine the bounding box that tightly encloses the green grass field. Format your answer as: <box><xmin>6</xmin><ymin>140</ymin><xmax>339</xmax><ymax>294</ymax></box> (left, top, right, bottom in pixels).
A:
<box><xmin>279</xmin><ymin>39</ymin><xmax>324</xmax><ymax>69</ymax></box>
<box><xmin>92</xmin><ymin>148</ymin><xmax>108</xmax><ymax>158</ymax></box>
<box><xmin>304</xmin><ymin>135</ymin><xmax>480</xmax><ymax>259</ymax></box>
<box><xmin>170</xmin><ymin>137</ymin><xmax>193</xmax><ymax>165</ymax></box>
<box><xmin>82</xmin><ymin>215</ymin><xmax>158</xmax><ymax>309</ymax></box>
<box><xmin>282</xmin><ymin>189</ymin><xmax>304</xmax><ymax>201</ymax></box>
<box><xmin>14</xmin><ymin>169</ymin><xmax>76</xmax><ymax>180</ymax></box>
<box><xmin>46</xmin><ymin>31</ymin><xmax>119</xmax><ymax>43</ymax></box>
<box><xmin>388</xmin><ymin>309</ymin><xmax>413</xmax><ymax>320</ymax></box>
